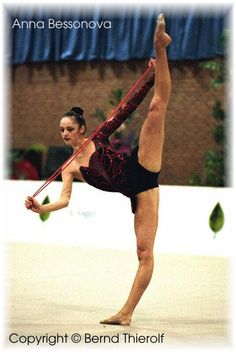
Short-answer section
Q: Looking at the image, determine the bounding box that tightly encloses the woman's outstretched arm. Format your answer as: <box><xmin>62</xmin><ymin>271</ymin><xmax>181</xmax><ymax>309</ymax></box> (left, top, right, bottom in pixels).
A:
<box><xmin>25</xmin><ymin>170</ymin><xmax>73</xmax><ymax>214</ymax></box>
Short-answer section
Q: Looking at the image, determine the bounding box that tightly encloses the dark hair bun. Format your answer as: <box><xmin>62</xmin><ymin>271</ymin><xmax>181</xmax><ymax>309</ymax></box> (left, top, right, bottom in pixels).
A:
<box><xmin>71</xmin><ymin>107</ymin><xmax>84</xmax><ymax>116</ymax></box>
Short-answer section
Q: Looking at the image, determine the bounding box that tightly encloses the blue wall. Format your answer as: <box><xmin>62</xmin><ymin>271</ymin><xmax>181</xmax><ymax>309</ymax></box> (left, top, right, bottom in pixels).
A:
<box><xmin>7</xmin><ymin>6</ymin><xmax>229</xmax><ymax>64</ymax></box>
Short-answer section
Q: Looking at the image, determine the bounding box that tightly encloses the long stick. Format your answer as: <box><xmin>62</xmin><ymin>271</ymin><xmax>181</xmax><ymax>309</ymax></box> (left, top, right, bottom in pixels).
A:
<box><xmin>32</xmin><ymin>65</ymin><xmax>152</xmax><ymax>198</ymax></box>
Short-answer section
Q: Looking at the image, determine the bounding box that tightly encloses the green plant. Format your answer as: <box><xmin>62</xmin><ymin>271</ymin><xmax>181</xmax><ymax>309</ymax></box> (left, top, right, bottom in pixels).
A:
<box><xmin>209</xmin><ymin>202</ymin><xmax>224</xmax><ymax>238</ymax></box>
<box><xmin>9</xmin><ymin>143</ymin><xmax>47</xmax><ymax>180</ymax></box>
<box><xmin>202</xmin><ymin>34</ymin><xmax>226</xmax><ymax>187</ymax></box>
<box><xmin>27</xmin><ymin>144</ymin><xmax>47</xmax><ymax>153</ymax></box>
<box><xmin>39</xmin><ymin>195</ymin><xmax>51</xmax><ymax>222</ymax></box>
<box><xmin>199</xmin><ymin>59</ymin><xmax>224</xmax><ymax>88</ymax></box>
<box><xmin>204</xmin><ymin>150</ymin><xmax>224</xmax><ymax>187</ymax></box>
<box><xmin>189</xmin><ymin>34</ymin><xmax>226</xmax><ymax>187</ymax></box>
<box><xmin>188</xmin><ymin>172</ymin><xmax>202</xmax><ymax>186</ymax></box>
<box><xmin>92</xmin><ymin>88</ymin><xmax>137</xmax><ymax>152</ymax></box>
<box><xmin>203</xmin><ymin>96</ymin><xmax>225</xmax><ymax>187</ymax></box>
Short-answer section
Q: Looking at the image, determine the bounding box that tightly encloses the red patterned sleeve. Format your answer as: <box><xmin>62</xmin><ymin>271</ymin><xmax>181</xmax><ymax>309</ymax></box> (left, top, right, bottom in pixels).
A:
<box><xmin>95</xmin><ymin>74</ymin><xmax>155</xmax><ymax>139</ymax></box>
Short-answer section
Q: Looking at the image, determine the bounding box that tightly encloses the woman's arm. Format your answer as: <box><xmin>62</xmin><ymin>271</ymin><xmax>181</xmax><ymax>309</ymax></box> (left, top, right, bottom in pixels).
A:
<box><xmin>96</xmin><ymin>60</ymin><xmax>155</xmax><ymax>139</ymax></box>
<box><xmin>25</xmin><ymin>171</ymin><xmax>74</xmax><ymax>214</ymax></box>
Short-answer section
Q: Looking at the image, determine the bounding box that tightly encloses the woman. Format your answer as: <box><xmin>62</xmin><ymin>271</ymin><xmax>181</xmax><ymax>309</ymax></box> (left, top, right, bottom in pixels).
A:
<box><xmin>25</xmin><ymin>14</ymin><xmax>171</xmax><ymax>326</ymax></box>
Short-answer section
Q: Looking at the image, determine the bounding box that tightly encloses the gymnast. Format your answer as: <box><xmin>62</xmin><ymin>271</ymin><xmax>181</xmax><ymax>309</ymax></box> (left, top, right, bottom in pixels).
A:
<box><xmin>25</xmin><ymin>14</ymin><xmax>171</xmax><ymax>326</ymax></box>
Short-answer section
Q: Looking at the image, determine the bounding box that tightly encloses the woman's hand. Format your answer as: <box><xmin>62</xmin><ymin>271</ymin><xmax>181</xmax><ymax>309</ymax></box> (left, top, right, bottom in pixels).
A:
<box><xmin>25</xmin><ymin>196</ymin><xmax>43</xmax><ymax>213</ymax></box>
<box><xmin>148</xmin><ymin>58</ymin><xmax>156</xmax><ymax>71</ymax></box>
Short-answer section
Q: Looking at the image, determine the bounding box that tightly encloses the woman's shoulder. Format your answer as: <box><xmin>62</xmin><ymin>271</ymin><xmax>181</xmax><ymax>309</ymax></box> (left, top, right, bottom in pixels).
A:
<box><xmin>61</xmin><ymin>164</ymin><xmax>75</xmax><ymax>179</ymax></box>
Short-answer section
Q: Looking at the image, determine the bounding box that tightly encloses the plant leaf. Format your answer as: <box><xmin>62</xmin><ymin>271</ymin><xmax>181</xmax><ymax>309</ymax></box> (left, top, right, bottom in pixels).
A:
<box><xmin>209</xmin><ymin>202</ymin><xmax>224</xmax><ymax>237</ymax></box>
<box><xmin>39</xmin><ymin>195</ymin><xmax>51</xmax><ymax>222</ymax></box>
<box><xmin>212</xmin><ymin>100</ymin><xmax>225</xmax><ymax>121</ymax></box>
<box><xmin>27</xmin><ymin>143</ymin><xmax>47</xmax><ymax>153</ymax></box>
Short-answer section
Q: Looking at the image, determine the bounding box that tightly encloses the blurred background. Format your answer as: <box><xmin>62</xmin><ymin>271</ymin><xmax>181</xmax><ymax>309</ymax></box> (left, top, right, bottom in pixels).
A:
<box><xmin>6</xmin><ymin>5</ymin><xmax>230</xmax><ymax>187</ymax></box>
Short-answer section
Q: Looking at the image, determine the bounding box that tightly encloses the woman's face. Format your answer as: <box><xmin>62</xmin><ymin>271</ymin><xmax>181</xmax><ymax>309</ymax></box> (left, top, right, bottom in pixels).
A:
<box><xmin>60</xmin><ymin>117</ymin><xmax>85</xmax><ymax>146</ymax></box>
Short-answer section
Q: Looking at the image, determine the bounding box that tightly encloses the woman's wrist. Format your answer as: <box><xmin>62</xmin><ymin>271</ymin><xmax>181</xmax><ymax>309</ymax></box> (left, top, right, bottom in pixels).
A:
<box><xmin>39</xmin><ymin>205</ymin><xmax>46</xmax><ymax>214</ymax></box>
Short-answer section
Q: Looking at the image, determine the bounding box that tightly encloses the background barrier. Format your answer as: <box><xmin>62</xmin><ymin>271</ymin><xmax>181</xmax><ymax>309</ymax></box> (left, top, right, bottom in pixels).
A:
<box><xmin>4</xmin><ymin>180</ymin><xmax>233</xmax><ymax>257</ymax></box>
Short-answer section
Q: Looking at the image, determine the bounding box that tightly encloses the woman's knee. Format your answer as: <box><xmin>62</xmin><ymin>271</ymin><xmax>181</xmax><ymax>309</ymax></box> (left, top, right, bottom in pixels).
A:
<box><xmin>149</xmin><ymin>96</ymin><xmax>168</xmax><ymax>113</ymax></box>
<box><xmin>137</xmin><ymin>246</ymin><xmax>154</xmax><ymax>263</ymax></box>
<box><xmin>149</xmin><ymin>97</ymin><xmax>161</xmax><ymax>113</ymax></box>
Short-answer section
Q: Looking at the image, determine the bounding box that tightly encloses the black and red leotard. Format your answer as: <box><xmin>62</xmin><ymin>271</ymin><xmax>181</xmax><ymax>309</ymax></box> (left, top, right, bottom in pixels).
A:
<box><xmin>80</xmin><ymin>74</ymin><xmax>160</xmax><ymax>213</ymax></box>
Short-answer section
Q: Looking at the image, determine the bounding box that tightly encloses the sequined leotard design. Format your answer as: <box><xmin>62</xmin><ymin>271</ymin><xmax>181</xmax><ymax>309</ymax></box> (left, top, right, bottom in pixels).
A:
<box><xmin>80</xmin><ymin>74</ymin><xmax>160</xmax><ymax>213</ymax></box>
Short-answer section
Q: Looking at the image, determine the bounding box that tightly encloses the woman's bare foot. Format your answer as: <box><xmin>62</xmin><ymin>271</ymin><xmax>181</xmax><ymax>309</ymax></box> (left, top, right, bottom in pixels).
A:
<box><xmin>154</xmin><ymin>14</ymin><xmax>172</xmax><ymax>48</ymax></box>
<box><xmin>100</xmin><ymin>313</ymin><xmax>132</xmax><ymax>326</ymax></box>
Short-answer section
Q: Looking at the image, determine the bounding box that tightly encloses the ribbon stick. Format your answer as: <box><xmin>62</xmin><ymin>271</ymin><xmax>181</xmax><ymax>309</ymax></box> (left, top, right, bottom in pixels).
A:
<box><xmin>32</xmin><ymin>65</ymin><xmax>152</xmax><ymax>198</ymax></box>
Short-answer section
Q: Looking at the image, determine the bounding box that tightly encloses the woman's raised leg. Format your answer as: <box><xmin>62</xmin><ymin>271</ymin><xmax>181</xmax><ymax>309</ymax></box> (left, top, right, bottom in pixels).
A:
<box><xmin>138</xmin><ymin>13</ymin><xmax>171</xmax><ymax>172</ymax></box>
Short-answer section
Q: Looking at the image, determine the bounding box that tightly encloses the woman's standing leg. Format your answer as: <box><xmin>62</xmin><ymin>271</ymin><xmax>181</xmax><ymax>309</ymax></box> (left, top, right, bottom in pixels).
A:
<box><xmin>100</xmin><ymin>14</ymin><xmax>171</xmax><ymax>325</ymax></box>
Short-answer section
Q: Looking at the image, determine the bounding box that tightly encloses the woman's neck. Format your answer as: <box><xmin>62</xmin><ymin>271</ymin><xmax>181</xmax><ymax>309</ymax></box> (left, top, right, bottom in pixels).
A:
<box><xmin>73</xmin><ymin>137</ymin><xmax>87</xmax><ymax>152</ymax></box>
